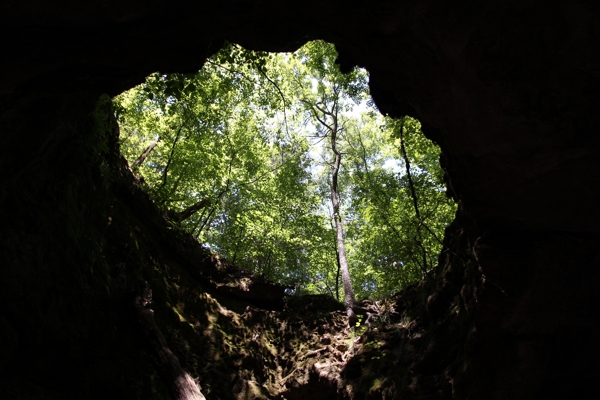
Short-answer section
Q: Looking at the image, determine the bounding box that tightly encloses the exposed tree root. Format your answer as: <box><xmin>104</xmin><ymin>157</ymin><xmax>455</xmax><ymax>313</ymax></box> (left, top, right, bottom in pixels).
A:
<box><xmin>133</xmin><ymin>282</ymin><xmax>206</xmax><ymax>400</ymax></box>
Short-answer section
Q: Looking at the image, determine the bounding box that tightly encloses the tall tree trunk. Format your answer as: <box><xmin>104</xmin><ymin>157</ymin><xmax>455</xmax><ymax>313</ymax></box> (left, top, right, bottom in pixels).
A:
<box><xmin>329</xmin><ymin>120</ymin><xmax>357</xmax><ymax>327</ymax></box>
<box><xmin>334</xmin><ymin>248</ymin><xmax>341</xmax><ymax>302</ymax></box>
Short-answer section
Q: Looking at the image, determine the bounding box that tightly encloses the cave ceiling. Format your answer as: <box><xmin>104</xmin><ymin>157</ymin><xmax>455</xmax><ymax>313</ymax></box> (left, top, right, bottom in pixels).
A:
<box><xmin>3</xmin><ymin>1</ymin><xmax>599</xmax><ymax>234</ymax></box>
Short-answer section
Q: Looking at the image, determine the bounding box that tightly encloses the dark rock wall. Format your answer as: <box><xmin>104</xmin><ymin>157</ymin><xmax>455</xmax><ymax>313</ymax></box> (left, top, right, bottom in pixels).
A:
<box><xmin>1</xmin><ymin>1</ymin><xmax>599</xmax><ymax>398</ymax></box>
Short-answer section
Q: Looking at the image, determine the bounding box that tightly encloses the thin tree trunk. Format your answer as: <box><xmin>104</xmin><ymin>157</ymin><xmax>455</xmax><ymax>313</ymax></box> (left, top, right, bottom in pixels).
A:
<box><xmin>334</xmin><ymin>248</ymin><xmax>341</xmax><ymax>302</ymax></box>
<box><xmin>193</xmin><ymin>181</ymin><xmax>231</xmax><ymax>236</ymax></box>
<box><xmin>398</xmin><ymin>120</ymin><xmax>430</xmax><ymax>273</ymax></box>
<box><xmin>398</xmin><ymin>126</ymin><xmax>445</xmax><ymax>248</ymax></box>
<box><xmin>197</xmin><ymin>206</ymin><xmax>217</xmax><ymax>236</ymax></box>
<box><xmin>355</xmin><ymin>132</ymin><xmax>432</xmax><ymax>280</ymax></box>
<box><xmin>329</xmin><ymin>117</ymin><xmax>357</xmax><ymax>327</ymax></box>
<box><xmin>161</xmin><ymin>124</ymin><xmax>184</xmax><ymax>189</ymax></box>
<box><xmin>328</xmin><ymin>216</ymin><xmax>341</xmax><ymax>302</ymax></box>
<box><xmin>132</xmin><ymin>135</ymin><xmax>161</xmax><ymax>169</ymax></box>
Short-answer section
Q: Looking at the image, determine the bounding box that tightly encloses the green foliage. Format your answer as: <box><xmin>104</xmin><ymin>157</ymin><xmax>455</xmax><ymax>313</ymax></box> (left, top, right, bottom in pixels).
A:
<box><xmin>113</xmin><ymin>41</ymin><xmax>456</xmax><ymax>299</ymax></box>
<box><xmin>344</xmin><ymin>116</ymin><xmax>456</xmax><ymax>298</ymax></box>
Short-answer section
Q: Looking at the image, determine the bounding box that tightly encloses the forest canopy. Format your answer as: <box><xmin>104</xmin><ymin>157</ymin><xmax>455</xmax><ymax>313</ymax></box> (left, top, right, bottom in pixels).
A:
<box><xmin>113</xmin><ymin>41</ymin><xmax>456</xmax><ymax>301</ymax></box>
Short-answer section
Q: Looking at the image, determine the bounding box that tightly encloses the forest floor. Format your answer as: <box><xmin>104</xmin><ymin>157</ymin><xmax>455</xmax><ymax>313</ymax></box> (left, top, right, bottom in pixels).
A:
<box><xmin>150</xmin><ymin>247</ymin><xmax>450</xmax><ymax>400</ymax></box>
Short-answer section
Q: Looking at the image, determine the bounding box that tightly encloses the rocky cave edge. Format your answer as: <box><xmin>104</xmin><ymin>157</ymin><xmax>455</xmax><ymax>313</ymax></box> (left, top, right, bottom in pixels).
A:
<box><xmin>1</xmin><ymin>1</ymin><xmax>599</xmax><ymax>399</ymax></box>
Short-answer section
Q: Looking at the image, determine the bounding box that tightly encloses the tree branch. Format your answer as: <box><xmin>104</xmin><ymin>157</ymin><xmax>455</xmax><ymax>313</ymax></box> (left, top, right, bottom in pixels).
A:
<box><xmin>167</xmin><ymin>199</ymin><xmax>212</xmax><ymax>223</ymax></box>
<box><xmin>132</xmin><ymin>135</ymin><xmax>161</xmax><ymax>169</ymax></box>
<box><xmin>256</xmin><ymin>66</ymin><xmax>291</xmax><ymax>138</ymax></box>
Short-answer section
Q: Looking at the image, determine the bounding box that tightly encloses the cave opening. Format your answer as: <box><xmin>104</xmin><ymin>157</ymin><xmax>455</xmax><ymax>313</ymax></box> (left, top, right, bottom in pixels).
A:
<box><xmin>2</xmin><ymin>2</ymin><xmax>599</xmax><ymax>399</ymax></box>
<box><xmin>113</xmin><ymin>40</ymin><xmax>457</xmax><ymax>302</ymax></box>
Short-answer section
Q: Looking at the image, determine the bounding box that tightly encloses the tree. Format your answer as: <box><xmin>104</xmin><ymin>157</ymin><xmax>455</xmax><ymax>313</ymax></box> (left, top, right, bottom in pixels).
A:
<box><xmin>343</xmin><ymin>115</ymin><xmax>456</xmax><ymax>298</ymax></box>
<box><xmin>276</xmin><ymin>40</ymin><xmax>369</xmax><ymax>323</ymax></box>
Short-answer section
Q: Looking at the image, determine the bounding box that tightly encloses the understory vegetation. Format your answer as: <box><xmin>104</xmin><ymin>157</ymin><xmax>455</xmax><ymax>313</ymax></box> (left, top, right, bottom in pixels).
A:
<box><xmin>113</xmin><ymin>40</ymin><xmax>456</xmax><ymax>301</ymax></box>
